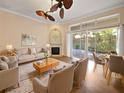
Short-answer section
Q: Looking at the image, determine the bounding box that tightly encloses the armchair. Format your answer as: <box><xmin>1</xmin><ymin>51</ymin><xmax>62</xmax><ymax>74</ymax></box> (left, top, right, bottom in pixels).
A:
<box><xmin>0</xmin><ymin>56</ymin><xmax>19</xmax><ymax>92</ymax></box>
<box><xmin>73</xmin><ymin>58</ymin><xmax>88</xmax><ymax>88</ymax></box>
<box><xmin>33</xmin><ymin>65</ymin><xmax>75</xmax><ymax>93</ymax></box>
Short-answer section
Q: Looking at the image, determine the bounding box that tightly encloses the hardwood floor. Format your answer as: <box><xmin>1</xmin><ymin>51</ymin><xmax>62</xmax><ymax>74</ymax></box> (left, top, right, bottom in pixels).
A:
<box><xmin>54</xmin><ymin>56</ymin><xmax>124</xmax><ymax>93</ymax></box>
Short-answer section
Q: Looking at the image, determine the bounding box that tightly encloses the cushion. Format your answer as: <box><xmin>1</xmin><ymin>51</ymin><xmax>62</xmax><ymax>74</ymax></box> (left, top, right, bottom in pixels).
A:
<box><xmin>28</xmin><ymin>48</ymin><xmax>36</xmax><ymax>55</ymax></box>
<box><xmin>35</xmin><ymin>47</ymin><xmax>42</xmax><ymax>53</ymax></box>
<box><xmin>19</xmin><ymin>54</ymin><xmax>35</xmax><ymax>60</ymax></box>
<box><xmin>7</xmin><ymin>56</ymin><xmax>18</xmax><ymax>68</ymax></box>
<box><xmin>16</xmin><ymin>48</ymin><xmax>29</xmax><ymax>56</ymax></box>
<box><xmin>0</xmin><ymin>56</ymin><xmax>9</xmax><ymax>63</ymax></box>
<box><xmin>41</xmin><ymin>48</ymin><xmax>46</xmax><ymax>52</ymax></box>
<box><xmin>0</xmin><ymin>56</ymin><xmax>18</xmax><ymax>68</ymax></box>
<box><xmin>35</xmin><ymin>53</ymin><xmax>44</xmax><ymax>59</ymax></box>
<box><xmin>0</xmin><ymin>59</ymin><xmax>9</xmax><ymax>70</ymax></box>
<box><xmin>53</xmin><ymin>65</ymin><xmax>66</xmax><ymax>73</ymax></box>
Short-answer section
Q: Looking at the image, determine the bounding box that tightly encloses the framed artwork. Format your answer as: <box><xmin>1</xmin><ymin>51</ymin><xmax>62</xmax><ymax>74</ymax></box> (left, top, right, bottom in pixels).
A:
<box><xmin>49</xmin><ymin>29</ymin><xmax>62</xmax><ymax>45</ymax></box>
<box><xmin>21</xmin><ymin>33</ymin><xmax>36</xmax><ymax>46</ymax></box>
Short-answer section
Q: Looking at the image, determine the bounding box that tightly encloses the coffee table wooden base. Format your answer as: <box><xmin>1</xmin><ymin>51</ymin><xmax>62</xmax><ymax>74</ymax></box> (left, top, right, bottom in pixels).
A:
<box><xmin>33</xmin><ymin>58</ymin><xmax>59</xmax><ymax>73</ymax></box>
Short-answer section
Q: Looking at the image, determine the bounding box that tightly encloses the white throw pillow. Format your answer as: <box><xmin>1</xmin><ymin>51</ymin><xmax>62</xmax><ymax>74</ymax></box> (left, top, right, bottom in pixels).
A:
<box><xmin>29</xmin><ymin>48</ymin><xmax>37</xmax><ymax>55</ymax></box>
<box><xmin>0</xmin><ymin>59</ymin><xmax>9</xmax><ymax>70</ymax></box>
<box><xmin>0</xmin><ymin>56</ymin><xmax>9</xmax><ymax>63</ymax></box>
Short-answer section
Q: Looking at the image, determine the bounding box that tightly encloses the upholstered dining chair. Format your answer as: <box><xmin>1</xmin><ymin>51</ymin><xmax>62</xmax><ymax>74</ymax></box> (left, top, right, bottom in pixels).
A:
<box><xmin>92</xmin><ymin>52</ymin><xmax>105</xmax><ymax>73</ymax></box>
<box><xmin>32</xmin><ymin>65</ymin><xmax>75</xmax><ymax>93</ymax></box>
<box><xmin>73</xmin><ymin>58</ymin><xmax>88</xmax><ymax>88</ymax></box>
<box><xmin>107</xmin><ymin>55</ymin><xmax>124</xmax><ymax>85</ymax></box>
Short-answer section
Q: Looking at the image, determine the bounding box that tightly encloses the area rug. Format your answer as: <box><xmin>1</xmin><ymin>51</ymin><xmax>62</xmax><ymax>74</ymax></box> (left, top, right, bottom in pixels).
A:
<box><xmin>5</xmin><ymin>60</ymin><xmax>49</xmax><ymax>93</ymax></box>
<box><xmin>19</xmin><ymin>62</ymin><xmax>37</xmax><ymax>81</ymax></box>
<box><xmin>6</xmin><ymin>59</ymin><xmax>71</xmax><ymax>93</ymax></box>
<box><xmin>6</xmin><ymin>79</ymin><xmax>33</xmax><ymax>93</ymax></box>
<box><xmin>6</xmin><ymin>73</ymin><xmax>50</xmax><ymax>93</ymax></box>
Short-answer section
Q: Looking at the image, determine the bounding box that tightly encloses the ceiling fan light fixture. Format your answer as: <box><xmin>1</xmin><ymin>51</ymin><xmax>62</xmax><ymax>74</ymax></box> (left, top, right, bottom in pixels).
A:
<box><xmin>36</xmin><ymin>0</ymin><xmax>73</xmax><ymax>21</ymax></box>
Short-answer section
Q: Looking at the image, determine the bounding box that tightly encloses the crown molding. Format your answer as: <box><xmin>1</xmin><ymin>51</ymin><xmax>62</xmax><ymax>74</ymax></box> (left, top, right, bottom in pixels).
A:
<box><xmin>0</xmin><ymin>7</ymin><xmax>58</xmax><ymax>24</ymax></box>
<box><xmin>0</xmin><ymin>2</ymin><xmax>124</xmax><ymax>25</ymax></box>
<box><xmin>61</xmin><ymin>3</ymin><xmax>124</xmax><ymax>25</ymax></box>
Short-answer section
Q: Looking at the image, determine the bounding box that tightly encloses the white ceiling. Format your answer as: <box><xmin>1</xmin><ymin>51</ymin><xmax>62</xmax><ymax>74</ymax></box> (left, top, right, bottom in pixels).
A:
<box><xmin>0</xmin><ymin>0</ymin><xmax>124</xmax><ymax>24</ymax></box>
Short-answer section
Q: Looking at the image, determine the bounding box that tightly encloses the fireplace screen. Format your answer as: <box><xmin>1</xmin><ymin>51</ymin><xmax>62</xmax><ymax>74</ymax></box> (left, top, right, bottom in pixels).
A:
<box><xmin>51</xmin><ymin>47</ymin><xmax>60</xmax><ymax>55</ymax></box>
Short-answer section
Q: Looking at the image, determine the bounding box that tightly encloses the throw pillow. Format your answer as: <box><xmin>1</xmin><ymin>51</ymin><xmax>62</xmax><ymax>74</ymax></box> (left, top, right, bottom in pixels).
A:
<box><xmin>0</xmin><ymin>59</ymin><xmax>9</xmax><ymax>70</ymax></box>
<box><xmin>36</xmin><ymin>47</ymin><xmax>42</xmax><ymax>53</ymax></box>
<box><xmin>53</xmin><ymin>65</ymin><xmax>66</xmax><ymax>73</ymax></box>
<box><xmin>31</xmin><ymin>48</ymin><xmax>37</xmax><ymax>54</ymax></box>
<box><xmin>0</xmin><ymin>56</ymin><xmax>9</xmax><ymax>63</ymax></box>
<box><xmin>7</xmin><ymin>56</ymin><xmax>18</xmax><ymax>68</ymax></box>
<box><xmin>28</xmin><ymin>48</ymin><xmax>31</xmax><ymax>54</ymax></box>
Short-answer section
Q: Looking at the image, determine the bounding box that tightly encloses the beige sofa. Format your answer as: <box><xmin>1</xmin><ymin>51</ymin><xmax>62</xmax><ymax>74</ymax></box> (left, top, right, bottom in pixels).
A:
<box><xmin>16</xmin><ymin>47</ymin><xmax>46</xmax><ymax>64</ymax></box>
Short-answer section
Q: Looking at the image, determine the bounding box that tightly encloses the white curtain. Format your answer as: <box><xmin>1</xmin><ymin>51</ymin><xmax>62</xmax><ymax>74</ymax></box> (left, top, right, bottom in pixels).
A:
<box><xmin>117</xmin><ymin>24</ymin><xmax>124</xmax><ymax>56</ymax></box>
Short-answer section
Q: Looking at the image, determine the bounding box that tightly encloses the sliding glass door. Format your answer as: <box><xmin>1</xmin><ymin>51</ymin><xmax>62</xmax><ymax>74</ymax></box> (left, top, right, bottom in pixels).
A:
<box><xmin>71</xmin><ymin>28</ymin><xmax>117</xmax><ymax>59</ymax></box>
<box><xmin>72</xmin><ymin>32</ymin><xmax>87</xmax><ymax>58</ymax></box>
<box><xmin>87</xmin><ymin>32</ymin><xmax>96</xmax><ymax>59</ymax></box>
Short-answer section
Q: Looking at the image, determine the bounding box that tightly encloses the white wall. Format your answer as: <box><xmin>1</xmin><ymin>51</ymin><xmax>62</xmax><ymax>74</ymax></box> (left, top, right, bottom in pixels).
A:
<box><xmin>0</xmin><ymin>10</ymin><xmax>49</xmax><ymax>49</ymax></box>
<box><xmin>117</xmin><ymin>25</ymin><xmax>124</xmax><ymax>56</ymax></box>
<box><xmin>0</xmin><ymin>10</ymin><xmax>68</xmax><ymax>55</ymax></box>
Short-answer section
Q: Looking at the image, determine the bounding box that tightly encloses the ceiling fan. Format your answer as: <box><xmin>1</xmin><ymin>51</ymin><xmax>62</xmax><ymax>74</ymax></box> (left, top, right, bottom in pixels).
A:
<box><xmin>36</xmin><ymin>0</ymin><xmax>73</xmax><ymax>21</ymax></box>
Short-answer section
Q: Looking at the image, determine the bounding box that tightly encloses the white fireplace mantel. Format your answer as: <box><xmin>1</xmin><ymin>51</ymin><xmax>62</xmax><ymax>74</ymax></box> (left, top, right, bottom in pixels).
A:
<box><xmin>49</xmin><ymin>29</ymin><xmax>62</xmax><ymax>56</ymax></box>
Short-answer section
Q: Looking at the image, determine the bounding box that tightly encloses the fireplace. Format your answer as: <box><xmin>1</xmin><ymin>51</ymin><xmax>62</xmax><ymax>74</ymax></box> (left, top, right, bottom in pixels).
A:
<box><xmin>51</xmin><ymin>47</ymin><xmax>60</xmax><ymax>55</ymax></box>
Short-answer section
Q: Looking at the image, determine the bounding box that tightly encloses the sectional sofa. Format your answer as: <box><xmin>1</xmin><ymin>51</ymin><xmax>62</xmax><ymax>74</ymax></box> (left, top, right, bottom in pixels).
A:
<box><xmin>16</xmin><ymin>47</ymin><xmax>46</xmax><ymax>64</ymax></box>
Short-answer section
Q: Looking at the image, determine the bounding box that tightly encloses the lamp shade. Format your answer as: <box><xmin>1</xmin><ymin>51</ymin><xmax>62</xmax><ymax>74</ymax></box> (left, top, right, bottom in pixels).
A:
<box><xmin>6</xmin><ymin>45</ymin><xmax>13</xmax><ymax>50</ymax></box>
<box><xmin>46</xmin><ymin>44</ymin><xmax>50</xmax><ymax>48</ymax></box>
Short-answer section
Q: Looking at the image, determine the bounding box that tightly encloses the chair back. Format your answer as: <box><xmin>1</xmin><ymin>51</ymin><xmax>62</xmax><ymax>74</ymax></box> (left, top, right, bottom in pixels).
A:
<box><xmin>109</xmin><ymin>55</ymin><xmax>124</xmax><ymax>74</ymax></box>
<box><xmin>93</xmin><ymin>52</ymin><xmax>99</xmax><ymax>64</ymax></box>
<box><xmin>92</xmin><ymin>52</ymin><xmax>96</xmax><ymax>59</ymax></box>
<box><xmin>48</xmin><ymin>65</ymin><xmax>75</xmax><ymax>93</ymax></box>
<box><xmin>73</xmin><ymin>58</ymin><xmax>88</xmax><ymax>88</ymax></box>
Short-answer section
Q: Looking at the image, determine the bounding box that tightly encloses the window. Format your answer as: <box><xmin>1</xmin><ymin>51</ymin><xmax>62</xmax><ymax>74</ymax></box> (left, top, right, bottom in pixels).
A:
<box><xmin>71</xmin><ymin>28</ymin><xmax>117</xmax><ymax>59</ymax></box>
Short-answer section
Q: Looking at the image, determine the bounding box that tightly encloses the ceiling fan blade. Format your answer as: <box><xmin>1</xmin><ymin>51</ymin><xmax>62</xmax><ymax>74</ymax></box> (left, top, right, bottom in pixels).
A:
<box><xmin>50</xmin><ymin>3</ymin><xmax>59</xmax><ymax>12</ymax></box>
<box><xmin>63</xmin><ymin>0</ymin><xmax>73</xmax><ymax>9</ymax></box>
<box><xmin>56</xmin><ymin>0</ymin><xmax>62</xmax><ymax>2</ymax></box>
<box><xmin>36</xmin><ymin>10</ymin><xmax>45</xmax><ymax>16</ymax></box>
<box><xmin>47</xmin><ymin>15</ymin><xmax>55</xmax><ymax>21</ymax></box>
<box><xmin>59</xmin><ymin>8</ymin><xmax>64</xmax><ymax>19</ymax></box>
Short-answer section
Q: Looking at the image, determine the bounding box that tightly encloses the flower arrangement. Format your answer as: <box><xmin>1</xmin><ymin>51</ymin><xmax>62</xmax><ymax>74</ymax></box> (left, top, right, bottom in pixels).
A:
<box><xmin>41</xmin><ymin>48</ymin><xmax>49</xmax><ymax>63</ymax></box>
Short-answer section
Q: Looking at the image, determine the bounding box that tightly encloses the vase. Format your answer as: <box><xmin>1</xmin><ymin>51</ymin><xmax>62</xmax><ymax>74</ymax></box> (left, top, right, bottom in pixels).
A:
<box><xmin>45</xmin><ymin>57</ymin><xmax>48</xmax><ymax>64</ymax></box>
